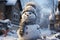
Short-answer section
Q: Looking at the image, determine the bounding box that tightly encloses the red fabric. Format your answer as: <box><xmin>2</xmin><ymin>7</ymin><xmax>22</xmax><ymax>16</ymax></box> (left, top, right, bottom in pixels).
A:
<box><xmin>2</xmin><ymin>30</ymin><xmax>9</xmax><ymax>37</ymax></box>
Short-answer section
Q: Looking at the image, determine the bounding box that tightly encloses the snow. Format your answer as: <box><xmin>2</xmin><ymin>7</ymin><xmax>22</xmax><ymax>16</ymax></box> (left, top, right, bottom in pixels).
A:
<box><xmin>0</xmin><ymin>36</ymin><xmax>17</xmax><ymax>40</ymax></box>
<box><xmin>6</xmin><ymin>0</ymin><xmax>17</xmax><ymax>5</ymax></box>
<box><xmin>49</xmin><ymin>13</ymin><xmax>54</xmax><ymax>20</ymax></box>
<box><xmin>40</xmin><ymin>28</ymin><xmax>51</xmax><ymax>36</ymax></box>
<box><xmin>0</xmin><ymin>30</ymin><xmax>18</xmax><ymax>40</ymax></box>
<box><xmin>55</xmin><ymin>8</ymin><xmax>60</xmax><ymax>15</ymax></box>
<box><xmin>0</xmin><ymin>19</ymin><xmax>10</xmax><ymax>23</ymax></box>
<box><xmin>0</xmin><ymin>0</ymin><xmax>59</xmax><ymax>40</ymax></box>
<box><xmin>46</xmin><ymin>33</ymin><xmax>60</xmax><ymax>40</ymax></box>
<box><xmin>0</xmin><ymin>29</ymin><xmax>60</xmax><ymax>40</ymax></box>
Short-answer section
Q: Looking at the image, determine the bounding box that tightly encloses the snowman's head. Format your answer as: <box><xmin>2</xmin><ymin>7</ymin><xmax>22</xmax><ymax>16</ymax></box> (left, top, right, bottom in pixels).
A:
<box><xmin>21</xmin><ymin>3</ymin><xmax>37</xmax><ymax>24</ymax></box>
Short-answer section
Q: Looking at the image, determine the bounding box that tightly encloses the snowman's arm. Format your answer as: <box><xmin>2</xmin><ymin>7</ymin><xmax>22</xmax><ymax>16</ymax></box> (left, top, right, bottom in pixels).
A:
<box><xmin>19</xmin><ymin>18</ymin><xmax>26</xmax><ymax>36</ymax></box>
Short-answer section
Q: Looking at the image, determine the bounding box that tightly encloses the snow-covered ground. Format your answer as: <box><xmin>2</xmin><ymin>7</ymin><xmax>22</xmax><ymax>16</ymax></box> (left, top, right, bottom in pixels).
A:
<box><xmin>0</xmin><ymin>28</ymin><xmax>60</xmax><ymax>40</ymax></box>
<box><xmin>0</xmin><ymin>30</ymin><xmax>18</xmax><ymax>40</ymax></box>
<box><xmin>0</xmin><ymin>36</ymin><xmax>17</xmax><ymax>40</ymax></box>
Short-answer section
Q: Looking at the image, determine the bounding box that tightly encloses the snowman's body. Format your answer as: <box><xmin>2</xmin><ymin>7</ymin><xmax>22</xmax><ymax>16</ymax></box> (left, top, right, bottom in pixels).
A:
<box><xmin>17</xmin><ymin>24</ymin><xmax>41</xmax><ymax>40</ymax></box>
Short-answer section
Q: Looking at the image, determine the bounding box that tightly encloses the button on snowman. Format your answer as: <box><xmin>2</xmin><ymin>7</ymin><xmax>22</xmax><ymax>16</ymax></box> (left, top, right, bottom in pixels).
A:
<box><xmin>17</xmin><ymin>2</ymin><xmax>41</xmax><ymax>40</ymax></box>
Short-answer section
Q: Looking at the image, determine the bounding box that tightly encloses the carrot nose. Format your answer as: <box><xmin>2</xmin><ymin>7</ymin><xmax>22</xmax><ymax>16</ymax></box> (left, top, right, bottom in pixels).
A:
<box><xmin>27</xmin><ymin>15</ymin><xmax>29</xmax><ymax>16</ymax></box>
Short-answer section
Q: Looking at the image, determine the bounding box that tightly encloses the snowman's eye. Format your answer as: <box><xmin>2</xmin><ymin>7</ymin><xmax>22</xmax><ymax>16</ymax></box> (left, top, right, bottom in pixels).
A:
<box><xmin>29</xmin><ymin>12</ymin><xmax>31</xmax><ymax>14</ymax></box>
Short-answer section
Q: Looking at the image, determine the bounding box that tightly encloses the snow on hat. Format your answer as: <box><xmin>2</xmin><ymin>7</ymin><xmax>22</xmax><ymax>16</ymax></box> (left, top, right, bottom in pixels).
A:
<box><xmin>25</xmin><ymin>2</ymin><xmax>36</xmax><ymax>9</ymax></box>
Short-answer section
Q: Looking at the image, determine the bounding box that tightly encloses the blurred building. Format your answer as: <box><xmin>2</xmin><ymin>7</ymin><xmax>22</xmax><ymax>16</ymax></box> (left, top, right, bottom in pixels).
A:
<box><xmin>49</xmin><ymin>11</ymin><xmax>60</xmax><ymax>31</ymax></box>
<box><xmin>11</xmin><ymin>0</ymin><xmax>22</xmax><ymax>25</ymax></box>
<box><xmin>0</xmin><ymin>0</ymin><xmax>22</xmax><ymax>26</ymax></box>
<box><xmin>49</xmin><ymin>2</ymin><xmax>60</xmax><ymax>31</ymax></box>
<box><xmin>54</xmin><ymin>8</ymin><xmax>60</xmax><ymax>31</ymax></box>
<box><xmin>49</xmin><ymin>12</ymin><xmax>55</xmax><ymax>30</ymax></box>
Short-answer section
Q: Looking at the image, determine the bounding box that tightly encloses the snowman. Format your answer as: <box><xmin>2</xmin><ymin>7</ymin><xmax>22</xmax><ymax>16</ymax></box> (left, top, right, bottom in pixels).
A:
<box><xmin>17</xmin><ymin>2</ymin><xmax>41</xmax><ymax>40</ymax></box>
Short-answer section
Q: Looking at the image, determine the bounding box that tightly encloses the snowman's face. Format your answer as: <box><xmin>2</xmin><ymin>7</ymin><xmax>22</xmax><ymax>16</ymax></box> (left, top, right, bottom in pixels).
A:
<box><xmin>22</xmin><ymin>11</ymin><xmax>36</xmax><ymax>22</ymax></box>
